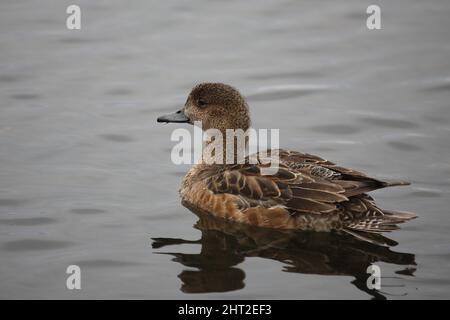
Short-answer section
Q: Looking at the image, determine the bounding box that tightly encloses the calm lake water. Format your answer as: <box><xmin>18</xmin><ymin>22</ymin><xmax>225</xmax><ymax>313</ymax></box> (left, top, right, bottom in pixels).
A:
<box><xmin>1</xmin><ymin>0</ymin><xmax>450</xmax><ymax>299</ymax></box>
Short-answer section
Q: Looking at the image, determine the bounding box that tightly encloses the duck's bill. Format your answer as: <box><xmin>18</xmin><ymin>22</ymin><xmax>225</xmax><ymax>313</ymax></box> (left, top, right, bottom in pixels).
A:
<box><xmin>157</xmin><ymin>109</ymin><xmax>190</xmax><ymax>123</ymax></box>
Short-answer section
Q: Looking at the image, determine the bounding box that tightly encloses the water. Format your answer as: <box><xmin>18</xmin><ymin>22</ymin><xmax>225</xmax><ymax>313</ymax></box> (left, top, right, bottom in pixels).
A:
<box><xmin>1</xmin><ymin>0</ymin><xmax>449</xmax><ymax>299</ymax></box>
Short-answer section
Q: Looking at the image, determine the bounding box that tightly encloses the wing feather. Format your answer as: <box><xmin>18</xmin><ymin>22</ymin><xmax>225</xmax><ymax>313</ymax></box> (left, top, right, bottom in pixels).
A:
<box><xmin>204</xmin><ymin>149</ymin><xmax>410</xmax><ymax>219</ymax></box>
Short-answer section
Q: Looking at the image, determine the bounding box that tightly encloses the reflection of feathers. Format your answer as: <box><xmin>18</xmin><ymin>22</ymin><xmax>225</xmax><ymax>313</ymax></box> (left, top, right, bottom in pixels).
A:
<box><xmin>153</xmin><ymin>209</ymin><xmax>416</xmax><ymax>299</ymax></box>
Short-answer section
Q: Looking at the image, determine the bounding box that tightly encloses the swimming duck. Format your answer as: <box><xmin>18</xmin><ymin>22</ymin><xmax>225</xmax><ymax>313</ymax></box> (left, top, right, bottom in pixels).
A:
<box><xmin>157</xmin><ymin>83</ymin><xmax>416</xmax><ymax>244</ymax></box>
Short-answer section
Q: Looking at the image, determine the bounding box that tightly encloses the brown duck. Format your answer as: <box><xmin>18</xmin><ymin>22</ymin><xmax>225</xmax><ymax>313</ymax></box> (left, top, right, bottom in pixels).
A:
<box><xmin>157</xmin><ymin>83</ymin><xmax>416</xmax><ymax>245</ymax></box>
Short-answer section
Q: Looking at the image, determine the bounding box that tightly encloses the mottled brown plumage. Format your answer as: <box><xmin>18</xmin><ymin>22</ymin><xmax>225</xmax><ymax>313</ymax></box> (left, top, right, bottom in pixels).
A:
<box><xmin>158</xmin><ymin>83</ymin><xmax>416</xmax><ymax>245</ymax></box>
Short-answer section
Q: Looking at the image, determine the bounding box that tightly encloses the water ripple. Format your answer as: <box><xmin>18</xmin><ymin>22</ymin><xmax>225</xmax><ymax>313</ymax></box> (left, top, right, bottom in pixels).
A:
<box><xmin>74</xmin><ymin>259</ymin><xmax>143</xmax><ymax>268</ymax></box>
<box><xmin>0</xmin><ymin>198</ymin><xmax>28</xmax><ymax>207</ymax></box>
<box><xmin>359</xmin><ymin>117</ymin><xmax>418</xmax><ymax>129</ymax></box>
<box><xmin>309</xmin><ymin>124</ymin><xmax>362</xmax><ymax>135</ymax></box>
<box><xmin>0</xmin><ymin>217</ymin><xmax>57</xmax><ymax>226</ymax></box>
<box><xmin>70</xmin><ymin>208</ymin><xmax>108</xmax><ymax>215</ymax></box>
<box><xmin>246</xmin><ymin>84</ymin><xmax>331</xmax><ymax>102</ymax></box>
<box><xmin>3</xmin><ymin>239</ymin><xmax>74</xmax><ymax>252</ymax></box>
<box><xmin>420</xmin><ymin>77</ymin><xmax>450</xmax><ymax>92</ymax></box>
<box><xmin>388</xmin><ymin>141</ymin><xmax>421</xmax><ymax>151</ymax></box>
<box><xmin>100</xmin><ymin>134</ymin><xmax>135</xmax><ymax>143</ymax></box>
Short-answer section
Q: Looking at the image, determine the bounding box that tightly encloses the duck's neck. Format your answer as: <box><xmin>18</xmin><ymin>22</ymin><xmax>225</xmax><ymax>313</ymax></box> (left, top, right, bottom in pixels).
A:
<box><xmin>201</xmin><ymin>129</ymin><xmax>250</xmax><ymax>166</ymax></box>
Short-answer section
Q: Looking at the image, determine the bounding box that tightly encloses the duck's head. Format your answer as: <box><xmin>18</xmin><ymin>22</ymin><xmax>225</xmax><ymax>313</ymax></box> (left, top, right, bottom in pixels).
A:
<box><xmin>157</xmin><ymin>83</ymin><xmax>251</xmax><ymax>132</ymax></box>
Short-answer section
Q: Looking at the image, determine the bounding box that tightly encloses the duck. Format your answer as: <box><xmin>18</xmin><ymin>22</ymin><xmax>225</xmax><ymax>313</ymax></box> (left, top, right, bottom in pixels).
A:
<box><xmin>157</xmin><ymin>83</ymin><xmax>416</xmax><ymax>244</ymax></box>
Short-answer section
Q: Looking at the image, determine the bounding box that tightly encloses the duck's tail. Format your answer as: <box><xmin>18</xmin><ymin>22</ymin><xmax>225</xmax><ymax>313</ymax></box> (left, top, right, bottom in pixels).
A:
<box><xmin>346</xmin><ymin>209</ymin><xmax>416</xmax><ymax>232</ymax></box>
<box><xmin>342</xmin><ymin>211</ymin><xmax>416</xmax><ymax>246</ymax></box>
<box><xmin>340</xmin><ymin>195</ymin><xmax>417</xmax><ymax>246</ymax></box>
<box><xmin>380</xmin><ymin>180</ymin><xmax>411</xmax><ymax>187</ymax></box>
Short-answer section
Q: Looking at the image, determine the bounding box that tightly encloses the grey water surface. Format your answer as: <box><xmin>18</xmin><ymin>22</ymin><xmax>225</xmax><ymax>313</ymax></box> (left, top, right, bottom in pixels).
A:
<box><xmin>1</xmin><ymin>0</ymin><xmax>450</xmax><ymax>299</ymax></box>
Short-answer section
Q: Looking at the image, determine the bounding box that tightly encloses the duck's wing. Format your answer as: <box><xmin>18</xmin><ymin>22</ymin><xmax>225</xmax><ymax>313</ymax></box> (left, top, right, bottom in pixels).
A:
<box><xmin>205</xmin><ymin>149</ymin><xmax>409</xmax><ymax>216</ymax></box>
<box><xmin>205</xmin><ymin>159</ymin><xmax>344</xmax><ymax>215</ymax></box>
<box><xmin>278</xmin><ymin>149</ymin><xmax>410</xmax><ymax>197</ymax></box>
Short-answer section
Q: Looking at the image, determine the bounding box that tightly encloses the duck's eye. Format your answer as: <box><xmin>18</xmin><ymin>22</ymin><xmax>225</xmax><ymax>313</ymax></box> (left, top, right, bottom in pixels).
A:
<box><xmin>197</xmin><ymin>98</ymin><xmax>207</xmax><ymax>107</ymax></box>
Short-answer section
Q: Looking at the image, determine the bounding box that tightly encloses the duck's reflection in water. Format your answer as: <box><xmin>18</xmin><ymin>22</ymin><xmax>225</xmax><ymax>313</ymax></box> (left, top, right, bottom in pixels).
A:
<box><xmin>152</xmin><ymin>206</ymin><xmax>416</xmax><ymax>299</ymax></box>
